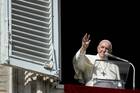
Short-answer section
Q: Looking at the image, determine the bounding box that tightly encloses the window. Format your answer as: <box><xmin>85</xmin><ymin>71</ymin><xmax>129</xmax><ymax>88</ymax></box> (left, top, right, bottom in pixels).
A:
<box><xmin>0</xmin><ymin>0</ymin><xmax>61</xmax><ymax>79</ymax></box>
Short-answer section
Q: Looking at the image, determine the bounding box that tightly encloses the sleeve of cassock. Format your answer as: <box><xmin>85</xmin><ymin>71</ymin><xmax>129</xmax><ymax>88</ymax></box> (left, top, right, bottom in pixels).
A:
<box><xmin>72</xmin><ymin>53</ymin><xmax>94</xmax><ymax>84</ymax></box>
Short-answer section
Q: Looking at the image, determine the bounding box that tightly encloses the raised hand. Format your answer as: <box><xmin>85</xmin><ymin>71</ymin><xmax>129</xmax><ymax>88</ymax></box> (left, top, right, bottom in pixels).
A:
<box><xmin>80</xmin><ymin>33</ymin><xmax>91</xmax><ymax>53</ymax></box>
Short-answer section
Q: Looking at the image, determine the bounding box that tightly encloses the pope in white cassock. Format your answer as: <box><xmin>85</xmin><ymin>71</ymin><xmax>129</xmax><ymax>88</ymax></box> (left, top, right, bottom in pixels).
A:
<box><xmin>73</xmin><ymin>33</ymin><xmax>121</xmax><ymax>88</ymax></box>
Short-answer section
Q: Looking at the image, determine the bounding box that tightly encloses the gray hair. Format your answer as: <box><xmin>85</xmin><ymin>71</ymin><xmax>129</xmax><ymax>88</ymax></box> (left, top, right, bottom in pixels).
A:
<box><xmin>98</xmin><ymin>39</ymin><xmax>112</xmax><ymax>53</ymax></box>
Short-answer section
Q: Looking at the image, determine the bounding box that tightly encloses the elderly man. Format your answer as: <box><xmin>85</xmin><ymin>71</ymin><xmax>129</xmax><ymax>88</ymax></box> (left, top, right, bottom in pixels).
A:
<box><xmin>73</xmin><ymin>33</ymin><xmax>121</xmax><ymax>88</ymax></box>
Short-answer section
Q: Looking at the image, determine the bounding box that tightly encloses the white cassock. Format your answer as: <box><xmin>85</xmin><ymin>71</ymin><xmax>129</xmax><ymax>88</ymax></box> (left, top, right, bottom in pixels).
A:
<box><xmin>73</xmin><ymin>50</ymin><xmax>122</xmax><ymax>88</ymax></box>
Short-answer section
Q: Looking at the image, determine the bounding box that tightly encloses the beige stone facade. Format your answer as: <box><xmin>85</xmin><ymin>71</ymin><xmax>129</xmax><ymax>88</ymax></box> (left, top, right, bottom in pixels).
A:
<box><xmin>0</xmin><ymin>65</ymin><xmax>11</xmax><ymax>93</ymax></box>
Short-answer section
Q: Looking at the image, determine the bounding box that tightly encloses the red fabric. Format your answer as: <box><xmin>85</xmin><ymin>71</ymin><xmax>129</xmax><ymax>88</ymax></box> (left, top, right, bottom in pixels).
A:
<box><xmin>64</xmin><ymin>84</ymin><xmax>140</xmax><ymax>93</ymax></box>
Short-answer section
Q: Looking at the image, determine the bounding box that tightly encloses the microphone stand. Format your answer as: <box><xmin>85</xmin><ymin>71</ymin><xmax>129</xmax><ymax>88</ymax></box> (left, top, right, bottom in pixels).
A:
<box><xmin>108</xmin><ymin>54</ymin><xmax>135</xmax><ymax>90</ymax></box>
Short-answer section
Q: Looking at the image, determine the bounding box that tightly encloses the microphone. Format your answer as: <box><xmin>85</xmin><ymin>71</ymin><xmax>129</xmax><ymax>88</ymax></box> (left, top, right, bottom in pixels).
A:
<box><xmin>105</xmin><ymin>51</ymin><xmax>135</xmax><ymax>90</ymax></box>
<box><xmin>105</xmin><ymin>52</ymin><xmax>129</xmax><ymax>63</ymax></box>
<box><xmin>105</xmin><ymin>52</ymin><xmax>115</xmax><ymax>57</ymax></box>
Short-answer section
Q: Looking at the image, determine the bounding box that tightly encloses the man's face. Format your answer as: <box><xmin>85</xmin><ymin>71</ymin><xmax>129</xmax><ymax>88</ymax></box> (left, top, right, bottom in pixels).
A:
<box><xmin>97</xmin><ymin>42</ymin><xmax>111</xmax><ymax>59</ymax></box>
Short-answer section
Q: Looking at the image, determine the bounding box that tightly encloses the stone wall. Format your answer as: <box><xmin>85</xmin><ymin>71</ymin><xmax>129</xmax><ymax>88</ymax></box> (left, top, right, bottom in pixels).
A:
<box><xmin>0</xmin><ymin>65</ymin><xmax>11</xmax><ymax>93</ymax></box>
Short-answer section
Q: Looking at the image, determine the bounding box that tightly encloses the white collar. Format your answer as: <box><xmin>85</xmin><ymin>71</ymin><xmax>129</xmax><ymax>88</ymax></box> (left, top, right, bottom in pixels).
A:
<box><xmin>96</xmin><ymin>54</ymin><xmax>108</xmax><ymax>60</ymax></box>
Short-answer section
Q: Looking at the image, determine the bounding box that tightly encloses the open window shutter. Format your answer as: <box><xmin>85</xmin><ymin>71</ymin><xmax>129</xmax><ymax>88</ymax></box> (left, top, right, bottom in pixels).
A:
<box><xmin>0</xmin><ymin>0</ymin><xmax>61</xmax><ymax>79</ymax></box>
